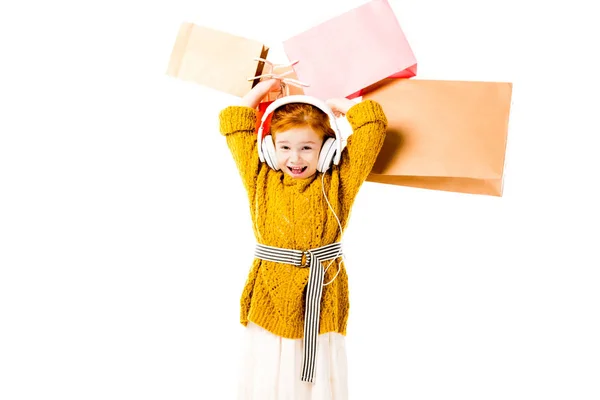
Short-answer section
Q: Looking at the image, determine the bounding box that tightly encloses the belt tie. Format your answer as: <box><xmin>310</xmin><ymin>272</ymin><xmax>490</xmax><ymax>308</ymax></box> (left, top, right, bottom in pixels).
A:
<box><xmin>254</xmin><ymin>242</ymin><xmax>343</xmax><ymax>383</ymax></box>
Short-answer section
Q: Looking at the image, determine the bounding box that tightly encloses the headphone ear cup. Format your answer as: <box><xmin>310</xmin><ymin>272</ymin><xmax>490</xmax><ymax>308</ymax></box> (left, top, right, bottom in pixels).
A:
<box><xmin>318</xmin><ymin>137</ymin><xmax>337</xmax><ymax>173</ymax></box>
<box><xmin>262</xmin><ymin>135</ymin><xmax>279</xmax><ymax>171</ymax></box>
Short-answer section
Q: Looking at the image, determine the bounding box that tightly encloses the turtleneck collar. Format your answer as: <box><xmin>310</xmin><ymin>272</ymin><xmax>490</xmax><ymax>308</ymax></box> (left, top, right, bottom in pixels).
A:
<box><xmin>281</xmin><ymin>171</ymin><xmax>319</xmax><ymax>188</ymax></box>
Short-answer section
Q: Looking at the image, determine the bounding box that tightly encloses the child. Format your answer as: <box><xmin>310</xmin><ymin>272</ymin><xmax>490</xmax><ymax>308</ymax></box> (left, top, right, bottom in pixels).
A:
<box><xmin>218</xmin><ymin>78</ymin><xmax>388</xmax><ymax>399</ymax></box>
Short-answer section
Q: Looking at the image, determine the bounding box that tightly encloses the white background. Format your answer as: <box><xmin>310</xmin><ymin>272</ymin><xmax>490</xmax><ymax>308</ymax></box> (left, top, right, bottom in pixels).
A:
<box><xmin>1</xmin><ymin>0</ymin><xmax>599</xmax><ymax>399</ymax></box>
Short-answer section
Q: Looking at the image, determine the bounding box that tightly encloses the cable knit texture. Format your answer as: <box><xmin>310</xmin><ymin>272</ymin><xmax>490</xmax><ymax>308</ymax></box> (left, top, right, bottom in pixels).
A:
<box><xmin>218</xmin><ymin>100</ymin><xmax>387</xmax><ymax>339</ymax></box>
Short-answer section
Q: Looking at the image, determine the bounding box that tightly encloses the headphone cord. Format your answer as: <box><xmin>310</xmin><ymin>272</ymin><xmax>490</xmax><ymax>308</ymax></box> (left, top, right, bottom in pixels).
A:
<box><xmin>321</xmin><ymin>172</ymin><xmax>345</xmax><ymax>286</ymax></box>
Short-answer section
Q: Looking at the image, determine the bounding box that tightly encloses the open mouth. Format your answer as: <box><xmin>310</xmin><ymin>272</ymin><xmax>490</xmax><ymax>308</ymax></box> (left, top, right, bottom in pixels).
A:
<box><xmin>288</xmin><ymin>166</ymin><xmax>308</xmax><ymax>175</ymax></box>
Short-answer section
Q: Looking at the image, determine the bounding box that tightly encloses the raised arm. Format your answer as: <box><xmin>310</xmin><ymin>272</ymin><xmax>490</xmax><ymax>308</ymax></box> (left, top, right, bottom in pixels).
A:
<box><xmin>218</xmin><ymin>79</ymin><xmax>281</xmax><ymax>197</ymax></box>
<box><xmin>219</xmin><ymin>106</ymin><xmax>259</xmax><ymax>197</ymax></box>
<box><xmin>328</xmin><ymin>98</ymin><xmax>388</xmax><ymax>204</ymax></box>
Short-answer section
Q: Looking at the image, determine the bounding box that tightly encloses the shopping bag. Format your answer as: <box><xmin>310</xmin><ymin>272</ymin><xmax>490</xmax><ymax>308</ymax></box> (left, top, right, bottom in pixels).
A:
<box><xmin>362</xmin><ymin>79</ymin><xmax>513</xmax><ymax>196</ymax></box>
<box><xmin>252</xmin><ymin>60</ymin><xmax>307</xmax><ymax>103</ymax></box>
<box><xmin>166</xmin><ymin>22</ymin><xmax>269</xmax><ymax>97</ymax></box>
<box><xmin>282</xmin><ymin>0</ymin><xmax>417</xmax><ymax>100</ymax></box>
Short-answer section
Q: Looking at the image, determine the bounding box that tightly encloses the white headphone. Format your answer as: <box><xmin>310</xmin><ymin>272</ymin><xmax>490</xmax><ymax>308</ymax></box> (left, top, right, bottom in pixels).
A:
<box><xmin>256</xmin><ymin>95</ymin><xmax>343</xmax><ymax>173</ymax></box>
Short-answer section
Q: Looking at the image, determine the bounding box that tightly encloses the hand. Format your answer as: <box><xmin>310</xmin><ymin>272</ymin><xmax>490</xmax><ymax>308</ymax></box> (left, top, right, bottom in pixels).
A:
<box><xmin>326</xmin><ymin>98</ymin><xmax>357</xmax><ymax>117</ymax></box>
<box><xmin>240</xmin><ymin>79</ymin><xmax>281</xmax><ymax>109</ymax></box>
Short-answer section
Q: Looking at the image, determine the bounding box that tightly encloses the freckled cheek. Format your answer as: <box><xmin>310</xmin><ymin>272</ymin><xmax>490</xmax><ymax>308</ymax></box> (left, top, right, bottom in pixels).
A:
<box><xmin>309</xmin><ymin>151</ymin><xmax>320</xmax><ymax>165</ymax></box>
<box><xmin>275</xmin><ymin>151</ymin><xmax>287</xmax><ymax>163</ymax></box>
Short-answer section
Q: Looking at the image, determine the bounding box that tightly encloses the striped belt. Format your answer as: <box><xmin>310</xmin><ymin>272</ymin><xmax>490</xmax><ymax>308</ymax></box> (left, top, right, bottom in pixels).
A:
<box><xmin>254</xmin><ymin>242</ymin><xmax>343</xmax><ymax>383</ymax></box>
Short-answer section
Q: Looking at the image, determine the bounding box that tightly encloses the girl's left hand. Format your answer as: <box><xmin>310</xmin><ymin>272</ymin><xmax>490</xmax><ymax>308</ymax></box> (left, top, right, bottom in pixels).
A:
<box><xmin>326</xmin><ymin>98</ymin><xmax>357</xmax><ymax>117</ymax></box>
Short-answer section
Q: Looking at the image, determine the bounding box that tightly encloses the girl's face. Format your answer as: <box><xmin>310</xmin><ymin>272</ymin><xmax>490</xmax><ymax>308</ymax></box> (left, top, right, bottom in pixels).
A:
<box><xmin>274</xmin><ymin>126</ymin><xmax>324</xmax><ymax>179</ymax></box>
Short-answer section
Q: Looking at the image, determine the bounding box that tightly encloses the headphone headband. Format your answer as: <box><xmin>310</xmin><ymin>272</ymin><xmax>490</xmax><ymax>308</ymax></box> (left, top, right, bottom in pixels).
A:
<box><xmin>257</xmin><ymin>95</ymin><xmax>343</xmax><ymax>165</ymax></box>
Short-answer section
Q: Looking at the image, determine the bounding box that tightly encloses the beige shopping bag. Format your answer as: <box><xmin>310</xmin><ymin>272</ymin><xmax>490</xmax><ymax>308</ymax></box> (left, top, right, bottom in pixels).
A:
<box><xmin>166</xmin><ymin>23</ymin><xmax>269</xmax><ymax>97</ymax></box>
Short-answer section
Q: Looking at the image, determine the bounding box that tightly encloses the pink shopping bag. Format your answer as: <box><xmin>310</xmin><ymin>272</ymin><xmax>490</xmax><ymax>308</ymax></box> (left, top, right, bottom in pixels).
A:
<box><xmin>282</xmin><ymin>0</ymin><xmax>417</xmax><ymax>100</ymax></box>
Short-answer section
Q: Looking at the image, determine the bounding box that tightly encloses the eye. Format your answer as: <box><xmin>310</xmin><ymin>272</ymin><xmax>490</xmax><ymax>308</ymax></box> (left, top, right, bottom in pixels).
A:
<box><xmin>279</xmin><ymin>145</ymin><xmax>290</xmax><ymax>150</ymax></box>
<box><xmin>303</xmin><ymin>146</ymin><xmax>313</xmax><ymax>150</ymax></box>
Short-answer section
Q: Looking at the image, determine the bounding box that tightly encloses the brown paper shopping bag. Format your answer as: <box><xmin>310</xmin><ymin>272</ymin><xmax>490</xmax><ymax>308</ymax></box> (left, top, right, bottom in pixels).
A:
<box><xmin>166</xmin><ymin>23</ymin><xmax>269</xmax><ymax>97</ymax></box>
<box><xmin>362</xmin><ymin>79</ymin><xmax>512</xmax><ymax>196</ymax></box>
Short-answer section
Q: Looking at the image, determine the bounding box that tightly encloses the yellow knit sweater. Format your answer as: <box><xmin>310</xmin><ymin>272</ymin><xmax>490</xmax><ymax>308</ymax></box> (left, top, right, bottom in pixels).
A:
<box><xmin>218</xmin><ymin>100</ymin><xmax>387</xmax><ymax>339</ymax></box>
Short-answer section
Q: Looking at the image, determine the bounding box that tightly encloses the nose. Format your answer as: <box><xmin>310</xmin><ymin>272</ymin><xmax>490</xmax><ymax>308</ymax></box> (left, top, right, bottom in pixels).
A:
<box><xmin>290</xmin><ymin>151</ymin><xmax>301</xmax><ymax>163</ymax></box>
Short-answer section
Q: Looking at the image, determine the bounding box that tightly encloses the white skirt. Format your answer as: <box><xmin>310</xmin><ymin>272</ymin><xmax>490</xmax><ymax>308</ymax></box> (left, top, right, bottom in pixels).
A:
<box><xmin>237</xmin><ymin>322</ymin><xmax>348</xmax><ymax>400</ymax></box>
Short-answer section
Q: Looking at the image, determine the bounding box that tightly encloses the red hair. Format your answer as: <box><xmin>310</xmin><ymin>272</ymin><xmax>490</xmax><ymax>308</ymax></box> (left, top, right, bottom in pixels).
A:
<box><xmin>265</xmin><ymin>103</ymin><xmax>336</xmax><ymax>140</ymax></box>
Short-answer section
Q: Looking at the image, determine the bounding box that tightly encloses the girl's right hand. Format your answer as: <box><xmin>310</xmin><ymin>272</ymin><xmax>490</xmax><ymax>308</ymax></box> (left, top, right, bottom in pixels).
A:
<box><xmin>240</xmin><ymin>79</ymin><xmax>281</xmax><ymax>109</ymax></box>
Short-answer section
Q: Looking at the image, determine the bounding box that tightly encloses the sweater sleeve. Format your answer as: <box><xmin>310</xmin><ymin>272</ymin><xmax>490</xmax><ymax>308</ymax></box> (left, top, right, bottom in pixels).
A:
<box><xmin>338</xmin><ymin>100</ymin><xmax>388</xmax><ymax>203</ymax></box>
<box><xmin>218</xmin><ymin>105</ymin><xmax>260</xmax><ymax>197</ymax></box>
